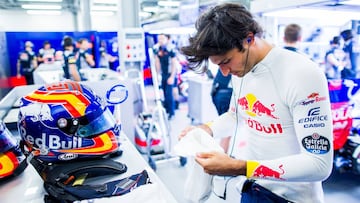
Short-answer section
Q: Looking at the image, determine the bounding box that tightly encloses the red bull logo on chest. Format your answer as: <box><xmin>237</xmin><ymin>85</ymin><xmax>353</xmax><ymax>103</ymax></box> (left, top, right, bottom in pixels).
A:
<box><xmin>237</xmin><ymin>93</ymin><xmax>278</xmax><ymax>119</ymax></box>
<box><xmin>237</xmin><ymin>93</ymin><xmax>283</xmax><ymax>134</ymax></box>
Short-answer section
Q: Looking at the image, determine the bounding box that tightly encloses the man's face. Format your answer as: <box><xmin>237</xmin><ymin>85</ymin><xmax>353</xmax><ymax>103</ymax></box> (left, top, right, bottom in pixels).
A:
<box><xmin>80</xmin><ymin>40</ymin><xmax>89</xmax><ymax>50</ymax></box>
<box><xmin>157</xmin><ymin>35</ymin><xmax>168</xmax><ymax>46</ymax></box>
<box><xmin>44</xmin><ymin>44</ymin><xmax>51</xmax><ymax>50</ymax></box>
<box><xmin>209</xmin><ymin>48</ymin><xmax>250</xmax><ymax>77</ymax></box>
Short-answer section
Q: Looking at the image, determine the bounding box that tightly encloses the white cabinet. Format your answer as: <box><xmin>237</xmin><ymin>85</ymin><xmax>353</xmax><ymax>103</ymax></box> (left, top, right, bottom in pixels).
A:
<box><xmin>187</xmin><ymin>77</ymin><xmax>218</xmax><ymax>124</ymax></box>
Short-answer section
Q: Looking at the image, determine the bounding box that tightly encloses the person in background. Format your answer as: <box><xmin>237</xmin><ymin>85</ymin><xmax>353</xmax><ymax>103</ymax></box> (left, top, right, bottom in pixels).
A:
<box><xmin>54</xmin><ymin>50</ymin><xmax>64</xmax><ymax>65</ymax></box>
<box><xmin>340</xmin><ymin>29</ymin><xmax>358</xmax><ymax>78</ymax></box>
<box><xmin>283</xmin><ymin>23</ymin><xmax>302</xmax><ymax>52</ymax></box>
<box><xmin>62</xmin><ymin>36</ymin><xmax>81</xmax><ymax>82</ymax></box>
<box><xmin>99</xmin><ymin>40</ymin><xmax>118</xmax><ymax>69</ymax></box>
<box><xmin>324</xmin><ymin>36</ymin><xmax>349</xmax><ymax>79</ymax></box>
<box><xmin>179</xmin><ymin>3</ymin><xmax>333</xmax><ymax>202</ymax></box>
<box><xmin>17</xmin><ymin>41</ymin><xmax>38</xmax><ymax>85</ymax></box>
<box><xmin>76</xmin><ymin>38</ymin><xmax>95</xmax><ymax>70</ymax></box>
<box><xmin>153</xmin><ymin>34</ymin><xmax>177</xmax><ymax>120</ymax></box>
<box><xmin>173</xmin><ymin>57</ymin><xmax>183</xmax><ymax>110</ymax></box>
<box><xmin>37</xmin><ymin>41</ymin><xmax>56</xmax><ymax>64</ymax></box>
<box><xmin>211</xmin><ymin>68</ymin><xmax>233</xmax><ymax>116</ymax></box>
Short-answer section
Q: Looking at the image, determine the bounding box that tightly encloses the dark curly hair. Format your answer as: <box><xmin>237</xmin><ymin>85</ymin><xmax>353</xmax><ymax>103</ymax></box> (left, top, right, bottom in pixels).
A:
<box><xmin>180</xmin><ymin>3</ymin><xmax>262</xmax><ymax>72</ymax></box>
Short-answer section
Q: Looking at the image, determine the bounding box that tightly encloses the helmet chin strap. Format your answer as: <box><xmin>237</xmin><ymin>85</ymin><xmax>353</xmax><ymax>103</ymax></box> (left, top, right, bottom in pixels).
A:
<box><xmin>29</xmin><ymin>156</ymin><xmax>151</xmax><ymax>202</ymax></box>
<box><xmin>29</xmin><ymin>157</ymin><xmax>127</xmax><ymax>184</ymax></box>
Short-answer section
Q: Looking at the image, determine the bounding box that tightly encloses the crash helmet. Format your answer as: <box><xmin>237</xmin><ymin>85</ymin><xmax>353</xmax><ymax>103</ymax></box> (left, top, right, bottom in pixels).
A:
<box><xmin>0</xmin><ymin>120</ymin><xmax>27</xmax><ymax>179</ymax></box>
<box><xmin>17</xmin><ymin>81</ymin><xmax>120</xmax><ymax>163</ymax></box>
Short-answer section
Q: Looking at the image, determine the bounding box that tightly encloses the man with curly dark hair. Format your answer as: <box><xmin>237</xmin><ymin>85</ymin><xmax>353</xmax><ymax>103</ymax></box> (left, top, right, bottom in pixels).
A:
<box><xmin>179</xmin><ymin>3</ymin><xmax>333</xmax><ymax>203</ymax></box>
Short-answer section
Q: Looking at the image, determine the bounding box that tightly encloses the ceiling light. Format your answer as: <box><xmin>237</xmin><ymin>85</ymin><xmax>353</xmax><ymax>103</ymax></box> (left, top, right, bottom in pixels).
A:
<box><xmin>21</xmin><ymin>4</ymin><xmax>62</xmax><ymax>10</ymax></box>
<box><xmin>91</xmin><ymin>6</ymin><xmax>118</xmax><ymax>11</ymax></box>
<box><xmin>142</xmin><ymin>6</ymin><xmax>159</xmax><ymax>13</ymax></box>
<box><xmin>26</xmin><ymin>10</ymin><xmax>61</xmax><ymax>15</ymax></box>
<box><xmin>18</xmin><ymin>0</ymin><xmax>62</xmax><ymax>2</ymax></box>
<box><xmin>93</xmin><ymin>0</ymin><xmax>118</xmax><ymax>4</ymax></box>
<box><xmin>91</xmin><ymin>11</ymin><xmax>115</xmax><ymax>16</ymax></box>
<box><xmin>139</xmin><ymin>11</ymin><xmax>152</xmax><ymax>18</ymax></box>
<box><xmin>262</xmin><ymin>8</ymin><xmax>360</xmax><ymax>26</ymax></box>
<box><xmin>158</xmin><ymin>1</ymin><xmax>181</xmax><ymax>7</ymax></box>
<box><xmin>149</xmin><ymin>27</ymin><xmax>196</xmax><ymax>35</ymax></box>
<box><xmin>341</xmin><ymin>0</ymin><xmax>360</xmax><ymax>6</ymax></box>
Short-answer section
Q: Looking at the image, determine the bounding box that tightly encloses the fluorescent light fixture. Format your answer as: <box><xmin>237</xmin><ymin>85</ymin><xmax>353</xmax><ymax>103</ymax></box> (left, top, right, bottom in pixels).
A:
<box><xmin>262</xmin><ymin>8</ymin><xmax>360</xmax><ymax>26</ymax></box>
<box><xmin>91</xmin><ymin>5</ymin><xmax>118</xmax><ymax>11</ymax></box>
<box><xmin>342</xmin><ymin>0</ymin><xmax>360</xmax><ymax>6</ymax></box>
<box><xmin>139</xmin><ymin>11</ymin><xmax>152</xmax><ymax>18</ymax></box>
<box><xmin>26</xmin><ymin>10</ymin><xmax>61</xmax><ymax>15</ymax></box>
<box><xmin>21</xmin><ymin>4</ymin><xmax>62</xmax><ymax>10</ymax></box>
<box><xmin>149</xmin><ymin>27</ymin><xmax>195</xmax><ymax>35</ymax></box>
<box><xmin>158</xmin><ymin>1</ymin><xmax>181</xmax><ymax>7</ymax></box>
<box><xmin>149</xmin><ymin>27</ymin><xmax>196</xmax><ymax>35</ymax></box>
<box><xmin>91</xmin><ymin>11</ymin><xmax>115</xmax><ymax>16</ymax></box>
<box><xmin>142</xmin><ymin>6</ymin><xmax>159</xmax><ymax>12</ymax></box>
<box><xmin>93</xmin><ymin>0</ymin><xmax>118</xmax><ymax>4</ymax></box>
<box><xmin>18</xmin><ymin>0</ymin><xmax>62</xmax><ymax>2</ymax></box>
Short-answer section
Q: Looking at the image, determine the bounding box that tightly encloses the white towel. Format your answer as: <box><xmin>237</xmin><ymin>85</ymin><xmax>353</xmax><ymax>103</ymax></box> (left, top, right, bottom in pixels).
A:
<box><xmin>173</xmin><ymin>128</ymin><xmax>224</xmax><ymax>203</ymax></box>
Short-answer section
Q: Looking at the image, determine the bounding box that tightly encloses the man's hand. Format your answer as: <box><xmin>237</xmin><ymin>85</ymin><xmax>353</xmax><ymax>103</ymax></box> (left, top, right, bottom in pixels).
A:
<box><xmin>167</xmin><ymin>76</ymin><xmax>174</xmax><ymax>85</ymax></box>
<box><xmin>178</xmin><ymin>125</ymin><xmax>197</xmax><ymax>140</ymax></box>
<box><xmin>195</xmin><ymin>151</ymin><xmax>246</xmax><ymax>176</ymax></box>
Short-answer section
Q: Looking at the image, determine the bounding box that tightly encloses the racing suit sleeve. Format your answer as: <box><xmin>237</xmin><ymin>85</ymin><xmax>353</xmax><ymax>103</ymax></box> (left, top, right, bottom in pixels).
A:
<box><xmin>246</xmin><ymin>64</ymin><xmax>333</xmax><ymax>182</ymax></box>
<box><xmin>208</xmin><ymin>77</ymin><xmax>238</xmax><ymax>139</ymax></box>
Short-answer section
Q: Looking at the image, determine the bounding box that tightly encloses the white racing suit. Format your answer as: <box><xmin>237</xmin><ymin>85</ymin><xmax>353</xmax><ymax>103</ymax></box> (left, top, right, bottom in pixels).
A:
<box><xmin>210</xmin><ymin>47</ymin><xmax>333</xmax><ymax>203</ymax></box>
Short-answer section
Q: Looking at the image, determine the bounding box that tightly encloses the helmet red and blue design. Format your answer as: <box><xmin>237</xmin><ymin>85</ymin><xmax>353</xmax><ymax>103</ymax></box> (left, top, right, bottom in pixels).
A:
<box><xmin>18</xmin><ymin>81</ymin><xmax>120</xmax><ymax>163</ymax></box>
<box><xmin>0</xmin><ymin>120</ymin><xmax>27</xmax><ymax>179</ymax></box>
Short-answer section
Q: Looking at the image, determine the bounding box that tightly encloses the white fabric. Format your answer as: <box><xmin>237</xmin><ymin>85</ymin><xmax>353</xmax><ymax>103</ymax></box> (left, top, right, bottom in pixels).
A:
<box><xmin>173</xmin><ymin>128</ymin><xmax>224</xmax><ymax>203</ymax></box>
<box><xmin>173</xmin><ymin>128</ymin><xmax>224</xmax><ymax>156</ymax></box>
<box><xmin>209</xmin><ymin>47</ymin><xmax>333</xmax><ymax>203</ymax></box>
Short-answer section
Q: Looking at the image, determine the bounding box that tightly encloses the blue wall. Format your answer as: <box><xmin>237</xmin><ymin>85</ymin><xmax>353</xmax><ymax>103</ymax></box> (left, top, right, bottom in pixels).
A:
<box><xmin>5</xmin><ymin>31</ymin><xmax>106</xmax><ymax>76</ymax></box>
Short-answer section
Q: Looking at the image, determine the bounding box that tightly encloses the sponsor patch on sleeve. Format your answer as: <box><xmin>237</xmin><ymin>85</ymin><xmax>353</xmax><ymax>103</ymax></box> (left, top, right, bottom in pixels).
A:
<box><xmin>302</xmin><ymin>133</ymin><xmax>330</xmax><ymax>154</ymax></box>
<box><xmin>296</xmin><ymin>92</ymin><xmax>327</xmax><ymax>107</ymax></box>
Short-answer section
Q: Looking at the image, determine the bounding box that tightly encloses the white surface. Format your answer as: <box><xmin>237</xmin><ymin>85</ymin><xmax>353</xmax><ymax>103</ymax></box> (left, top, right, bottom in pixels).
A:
<box><xmin>0</xmin><ymin>133</ymin><xmax>178</xmax><ymax>203</ymax></box>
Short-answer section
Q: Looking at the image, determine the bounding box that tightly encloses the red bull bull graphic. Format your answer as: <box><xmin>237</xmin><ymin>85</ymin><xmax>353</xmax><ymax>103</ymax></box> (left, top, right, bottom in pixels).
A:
<box><xmin>237</xmin><ymin>93</ymin><xmax>282</xmax><ymax>134</ymax></box>
<box><xmin>247</xmin><ymin>160</ymin><xmax>285</xmax><ymax>180</ymax></box>
<box><xmin>238</xmin><ymin>93</ymin><xmax>278</xmax><ymax>119</ymax></box>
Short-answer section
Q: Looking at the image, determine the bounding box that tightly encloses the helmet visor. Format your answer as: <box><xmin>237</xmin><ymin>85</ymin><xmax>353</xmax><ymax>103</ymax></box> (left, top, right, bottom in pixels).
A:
<box><xmin>76</xmin><ymin>107</ymin><xmax>116</xmax><ymax>138</ymax></box>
